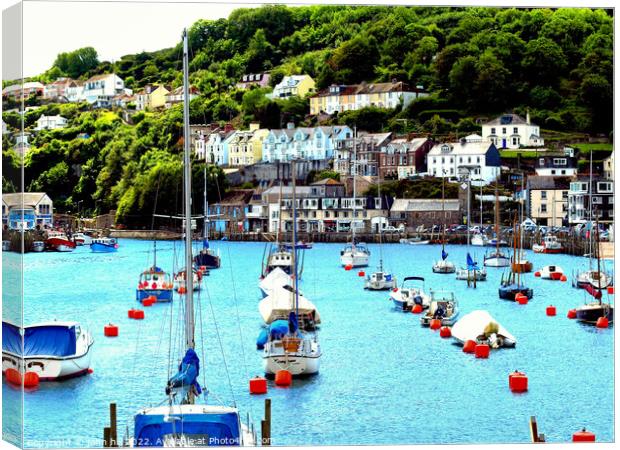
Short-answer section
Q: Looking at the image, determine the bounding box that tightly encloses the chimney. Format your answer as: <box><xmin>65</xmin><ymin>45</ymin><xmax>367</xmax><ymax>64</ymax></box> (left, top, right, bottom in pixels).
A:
<box><xmin>286</xmin><ymin>122</ymin><xmax>295</xmax><ymax>130</ymax></box>
<box><xmin>224</xmin><ymin>123</ymin><xmax>234</xmax><ymax>132</ymax></box>
<box><xmin>249</xmin><ymin>122</ymin><xmax>260</xmax><ymax>131</ymax></box>
<box><xmin>460</xmin><ymin>137</ymin><xmax>467</xmax><ymax>145</ymax></box>
<box><xmin>526</xmin><ymin>109</ymin><xmax>530</xmax><ymax>125</ymax></box>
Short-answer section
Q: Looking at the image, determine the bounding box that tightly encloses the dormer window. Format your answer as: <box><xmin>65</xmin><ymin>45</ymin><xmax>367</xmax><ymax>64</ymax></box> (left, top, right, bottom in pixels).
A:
<box><xmin>441</xmin><ymin>144</ymin><xmax>450</xmax><ymax>154</ymax></box>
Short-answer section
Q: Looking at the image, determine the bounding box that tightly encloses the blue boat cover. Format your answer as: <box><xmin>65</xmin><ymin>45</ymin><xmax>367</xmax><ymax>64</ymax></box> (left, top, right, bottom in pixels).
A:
<box><xmin>202</xmin><ymin>239</ymin><xmax>210</xmax><ymax>249</ymax></box>
<box><xmin>466</xmin><ymin>253</ymin><xmax>479</xmax><ymax>270</ymax></box>
<box><xmin>268</xmin><ymin>320</ymin><xmax>289</xmax><ymax>339</ymax></box>
<box><xmin>2</xmin><ymin>322</ymin><xmax>77</xmax><ymax>357</ymax></box>
<box><xmin>288</xmin><ymin>311</ymin><xmax>298</xmax><ymax>334</ymax></box>
<box><xmin>256</xmin><ymin>328</ymin><xmax>269</xmax><ymax>349</ymax></box>
<box><xmin>167</xmin><ymin>348</ymin><xmax>202</xmax><ymax>395</ymax></box>
<box><xmin>385</xmin><ymin>274</ymin><xmax>392</xmax><ymax>281</ymax></box>
<box><xmin>134</xmin><ymin>411</ymin><xmax>241</xmax><ymax>447</ymax></box>
<box><xmin>442</xmin><ymin>249</ymin><xmax>448</xmax><ymax>260</ymax></box>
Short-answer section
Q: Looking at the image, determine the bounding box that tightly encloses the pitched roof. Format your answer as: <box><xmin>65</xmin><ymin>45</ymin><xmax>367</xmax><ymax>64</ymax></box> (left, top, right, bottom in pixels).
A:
<box><xmin>428</xmin><ymin>141</ymin><xmax>495</xmax><ymax>156</ymax></box>
<box><xmin>311</xmin><ymin>80</ymin><xmax>422</xmax><ymax>98</ymax></box>
<box><xmin>311</xmin><ymin>178</ymin><xmax>343</xmax><ymax>186</ymax></box>
<box><xmin>2</xmin><ymin>192</ymin><xmax>51</xmax><ymax>208</ymax></box>
<box><xmin>86</xmin><ymin>73</ymin><xmax>118</xmax><ymax>82</ymax></box>
<box><xmin>483</xmin><ymin>113</ymin><xmax>536</xmax><ymax>127</ymax></box>
<box><xmin>526</xmin><ymin>175</ymin><xmax>573</xmax><ymax>190</ymax></box>
<box><xmin>391</xmin><ymin>198</ymin><xmax>460</xmax><ymax>212</ymax></box>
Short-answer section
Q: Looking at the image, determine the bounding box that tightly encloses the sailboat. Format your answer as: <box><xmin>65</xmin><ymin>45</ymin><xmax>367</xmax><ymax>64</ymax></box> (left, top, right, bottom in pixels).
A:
<box><xmin>512</xmin><ymin>175</ymin><xmax>533</xmax><ymax>273</ymax></box>
<box><xmin>471</xmin><ymin>182</ymin><xmax>489</xmax><ymax>247</ymax></box>
<box><xmin>136</xmin><ymin>240</ymin><xmax>174</xmax><ymax>302</ymax></box>
<box><xmin>575</xmin><ymin>217</ymin><xmax>614</xmax><ymax>325</ymax></box>
<box><xmin>263</xmin><ymin>160</ymin><xmax>322</xmax><ymax>378</ymax></box>
<box><xmin>340</xmin><ymin>127</ymin><xmax>370</xmax><ymax>267</ymax></box>
<box><xmin>573</xmin><ymin>153</ymin><xmax>612</xmax><ymax>291</ymax></box>
<box><xmin>194</xmin><ymin>165</ymin><xmax>221</xmax><ymax>270</ymax></box>
<box><xmin>484</xmin><ymin>183</ymin><xmax>510</xmax><ymax>267</ymax></box>
<box><xmin>499</xmin><ymin>217</ymin><xmax>533</xmax><ymax>301</ymax></box>
<box><xmin>261</xmin><ymin>181</ymin><xmax>295</xmax><ymax>278</ymax></box>
<box><xmin>365</xmin><ymin>183</ymin><xmax>397</xmax><ymax>290</ymax></box>
<box><xmin>132</xmin><ymin>30</ymin><xmax>256</xmax><ymax>446</ymax></box>
<box><xmin>432</xmin><ymin>175</ymin><xmax>456</xmax><ymax>273</ymax></box>
<box><xmin>456</xmin><ymin>173</ymin><xmax>486</xmax><ymax>283</ymax></box>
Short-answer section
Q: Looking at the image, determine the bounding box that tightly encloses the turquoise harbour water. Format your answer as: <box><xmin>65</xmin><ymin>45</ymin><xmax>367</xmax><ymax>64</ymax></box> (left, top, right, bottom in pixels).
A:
<box><xmin>2</xmin><ymin>239</ymin><xmax>614</xmax><ymax>447</ymax></box>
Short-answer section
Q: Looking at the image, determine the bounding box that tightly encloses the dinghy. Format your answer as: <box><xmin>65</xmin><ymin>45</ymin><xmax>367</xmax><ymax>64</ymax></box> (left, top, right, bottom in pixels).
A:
<box><xmin>538</xmin><ymin>265</ymin><xmax>564</xmax><ymax>280</ymax></box>
<box><xmin>389</xmin><ymin>277</ymin><xmax>430</xmax><ymax>311</ymax></box>
<box><xmin>451</xmin><ymin>310</ymin><xmax>516</xmax><ymax>348</ymax></box>
<box><xmin>420</xmin><ymin>290</ymin><xmax>459</xmax><ymax>326</ymax></box>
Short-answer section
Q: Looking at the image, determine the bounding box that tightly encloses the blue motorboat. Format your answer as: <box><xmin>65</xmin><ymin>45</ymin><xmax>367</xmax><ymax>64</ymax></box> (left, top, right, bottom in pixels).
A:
<box><xmin>90</xmin><ymin>237</ymin><xmax>118</xmax><ymax>252</ymax></box>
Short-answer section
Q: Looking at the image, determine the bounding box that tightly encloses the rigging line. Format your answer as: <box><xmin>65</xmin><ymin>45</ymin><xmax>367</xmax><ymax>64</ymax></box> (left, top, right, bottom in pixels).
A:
<box><xmin>194</xmin><ymin>287</ymin><xmax>209</xmax><ymax>402</ymax></box>
<box><xmin>213</xmin><ymin>166</ymin><xmax>252</xmax><ymax>382</ymax></box>
<box><xmin>202</xmin><ymin>279</ymin><xmax>237</xmax><ymax>408</ymax></box>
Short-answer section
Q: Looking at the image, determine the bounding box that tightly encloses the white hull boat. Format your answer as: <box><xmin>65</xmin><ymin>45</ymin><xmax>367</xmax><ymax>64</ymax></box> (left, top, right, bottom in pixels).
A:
<box><xmin>532</xmin><ymin>235</ymin><xmax>563</xmax><ymax>254</ymax></box>
<box><xmin>389</xmin><ymin>276</ymin><xmax>430</xmax><ymax>311</ymax></box>
<box><xmin>2</xmin><ymin>321</ymin><xmax>93</xmax><ymax>381</ymax></box>
<box><xmin>484</xmin><ymin>252</ymin><xmax>511</xmax><ymax>267</ymax></box>
<box><xmin>539</xmin><ymin>265</ymin><xmax>564</xmax><ymax>280</ymax></box>
<box><xmin>451</xmin><ymin>310</ymin><xmax>516</xmax><ymax>348</ymax></box>
<box><xmin>340</xmin><ymin>245</ymin><xmax>370</xmax><ymax>267</ymax></box>
<box><xmin>432</xmin><ymin>259</ymin><xmax>455</xmax><ymax>274</ymax></box>
<box><xmin>364</xmin><ymin>271</ymin><xmax>397</xmax><ymax>290</ymax></box>
<box><xmin>471</xmin><ymin>234</ymin><xmax>488</xmax><ymax>246</ymax></box>
<box><xmin>573</xmin><ymin>270</ymin><xmax>612</xmax><ymax>290</ymax></box>
<box><xmin>455</xmin><ymin>267</ymin><xmax>487</xmax><ymax>281</ymax></box>
<box><xmin>420</xmin><ymin>290</ymin><xmax>459</xmax><ymax>326</ymax></box>
<box><xmin>263</xmin><ymin>337</ymin><xmax>321</xmax><ymax>377</ymax></box>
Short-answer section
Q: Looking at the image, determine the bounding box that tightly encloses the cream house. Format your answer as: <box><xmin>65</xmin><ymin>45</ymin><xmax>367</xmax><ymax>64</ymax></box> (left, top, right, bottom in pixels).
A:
<box><xmin>526</xmin><ymin>176</ymin><xmax>571</xmax><ymax>227</ymax></box>
<box><xmin>481</xmin><ymin>113</ymin><xmax>544</xmax><ymax>149</ymax></box>
<box><xmin>271</xmin><ymin>75</ymin><xmax>315</xmax><ymax>99</ymax></box>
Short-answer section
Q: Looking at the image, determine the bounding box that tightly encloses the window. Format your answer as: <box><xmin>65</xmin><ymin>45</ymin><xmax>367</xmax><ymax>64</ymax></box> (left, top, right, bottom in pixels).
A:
<box><xmin>502</xmin><ymin>127</ymin><xmax>506</xmax><ymax>134</ymax></box>
<box><xmin>592</xmin><ymin>196</ymin><xmax>602</xmax><ymax>204</ymax></box>
<box><xmin>561</xmin><ymin>170</ymin><xmax>566</xmax><ymax>175</ymax></box>
<box><xmin>459</xmin><ymin>157</ymin><xmax>463</xmax><ymax>163</ymax></box>
<box><xmin>553</xmin><ymin>158</ymin><xmax>567</xmax><ymax>166</ymax></box>
<box><xmin>539</xmin><ymin>158</ymin><xmax>545</xmax><ymax>166</ymax></box>
<box><xmin>541</xmin><ymin>191</ymin><xmax>547</xmax><ymax>200</ymax></box>
<box><xmin>598</xmin><ymin>182</ymin><xmax>612</xmax><ymax>193</ymax></box>
<box><xmin>491</xmin><ymin>128</ymin><xmax>496</xmax><ymax>134</ymax></box>
<box><xmin>541</xmin><ymin>204</ymin><xmax>547</xmax><ymax>213</ymax></box>
<box><xmin>513</xmin><ymin>127</ymin><xmax>518</xmax><ymax>134</ymax></box>
<box><xmin>512</xmin><ymin>137</ymin><xmax>519</xmax><ymax>146</ymax></box>
<box><xmin>551</xmin><ymin>170</ymin><xmax>556</xmax><ymax>175</ymax></box>
<box><xmin>476</xmin><ymin>157</ymin><xmax>480</xmax><ymax>163</ymax></box>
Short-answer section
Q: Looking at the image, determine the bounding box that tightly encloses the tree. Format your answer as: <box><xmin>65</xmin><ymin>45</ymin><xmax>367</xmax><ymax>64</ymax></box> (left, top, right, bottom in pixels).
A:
<box><xmin>245</xmin><ymin>29</ymin><xmax>274</xmax><ymax>73</ymax></box>
<box><xmin>522</xmin><ymin>37</ymin><xmax>567</xmax><ymax>86</ymax></box>
<box><xmin>327</xmin><ymin>34</ymin><xmax>379</xmax><ymax>84</ymax></box>
<box><xmin>53</xmin><ymin>47</ymin><xmax>99</xmax><ymax>79</ymax></box>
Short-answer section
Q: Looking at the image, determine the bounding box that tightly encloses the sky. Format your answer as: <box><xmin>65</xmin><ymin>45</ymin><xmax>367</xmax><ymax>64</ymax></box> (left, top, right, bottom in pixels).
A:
<box><xmin>2</xmin><ymin>0</ymin><xmax>615</xmax><ymax>78</ymax></box>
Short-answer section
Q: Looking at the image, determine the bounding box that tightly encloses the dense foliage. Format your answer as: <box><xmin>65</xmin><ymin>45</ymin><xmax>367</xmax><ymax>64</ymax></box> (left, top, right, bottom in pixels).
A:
<box><xmin>2</xmin><ymin>5</ymin><xmax>613</xmax><ymax>225</ymax></box>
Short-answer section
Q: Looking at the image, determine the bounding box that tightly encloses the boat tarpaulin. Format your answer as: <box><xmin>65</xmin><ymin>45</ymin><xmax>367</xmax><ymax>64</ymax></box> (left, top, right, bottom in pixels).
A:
<box><xmin>134</xmin><ymin>411</ymin><xmax>241</xmax><ymax>447</ymax></box>
<box><xmin>466</xmin><ymin>253</ymin><xmax>479</xmax><ymax>270</ymax></box>
<box><xmin>442</xmin><ymin>249</ymin><xmax>448</xmax><ymax>260</ymax></box>
<box><xmin>23</xmin><ymin>325</ymin><xmax>77</xmax><ymax>357</ymax></box>
<box><xmin>167</xmin><ymin>348</ymin><xmax>202</xmax><ymax>395</ymax></box>
<box><xmin>2</xmin><ymin>321</ymin><xmax>22</xmax><ymax>355</ymax></box>
<box><xmin>585</xmin><ymin>284</ymin><xmax>603</xmax><ymax>300</ymax></box>
<box><xmin>202</xmin><ymin>239</ymin><xmax>210</xmax><ymax>249</ymax></box>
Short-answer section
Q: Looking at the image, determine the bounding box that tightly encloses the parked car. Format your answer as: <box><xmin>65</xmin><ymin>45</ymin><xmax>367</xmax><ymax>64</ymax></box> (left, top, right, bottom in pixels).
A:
<box><xmin>383</xmin><ymin>225</ymin><xmax>404</xmax><ymax>233</ymax></box>
<box><xmin>455</xmin><ymin>225</ymin><xmax>468</xmax><ymax>232</ymax></box>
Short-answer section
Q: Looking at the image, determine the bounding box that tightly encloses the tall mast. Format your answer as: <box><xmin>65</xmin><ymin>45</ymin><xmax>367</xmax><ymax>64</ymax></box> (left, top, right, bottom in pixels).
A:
<box><xmin>352</xmin><ymin>126</ymin><xmax>357</xmax><ymax>245</ymax></box>
<box><xmin>466</xmin><ymin>174</ymin><xmax>471</xmax><ymax>248</ymax></box>
<box><xmin>479</xmin><ymin>182</ymin><xmax>483</xmax><ymax>228</ymax></box>
<box><xmin>182</xmin><ymin>29</ymin><xmax>195</xmax><ymax>358</ymax></box>
<box><xmin>495</xmin><ymin>182</ymin><xmax>500</xmax><ymax>253</ymax></box>
<box><xmin>291</xmin><ymin>160</ymin><xmax>299</xmax><ymax>317</ymax></box>
<box><xmin>378</xmin><ymin>180</ymin><xmax>383</xmax><ymax>271</ymax></box>
<box><xmin>441</xmin><ymin>174</ymin><xmax>446</xmax><ymax>252</ymax></box>
<box><xmin>519</xmin><ymin>174</ymin><xmax>525</xmax><ymax>262</ymax></box>
<box><xmin>203</xmin><ymin>165</ymin><xmax>208</xmax><ymax>242</ymax></box>
<box><xmin>595</xmin><ymin>213</ymin><xmax>602</xmax><ymax>305</ymax></box>
<box><xmin>588</xmin><ymin>151</ymin><xmax>594</xmax><ymax>267</ymax></box>
<box><xmin>276</xmin><ymin>181</ymin><xmax>283</xmax><ymax>245</ymax></box>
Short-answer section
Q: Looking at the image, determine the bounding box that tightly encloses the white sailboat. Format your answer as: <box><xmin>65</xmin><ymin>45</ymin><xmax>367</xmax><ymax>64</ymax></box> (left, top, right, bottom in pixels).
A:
<box><xmin>365</xmin><ymin>183</ymin><xmax>397</xmax><ymax>290</ymax></box>
<box><xmin>340</xmin><ymin>127</ymin><xmax>370</xmax><ymax>267</ymax></box>
<box><xmin>132</xmin><ymin>30</ymin><xmax>255</xmax><ymax>447</ymax></box>
<box><xmin>456</xmin><ymin>173</ymin><xmax>487</xmax><ymax>283</ymax></box>
<box><xmin>432</xmin><ymin>174</ymin><xmax>456</xmax><ymax>273</ymax></box>
<box><xmin>263</xmin><ymin>160</ymin><xmax>322</xmax><ymax>378</ymax></box>
<box><xmin>262</xmin><ymin>181</ymin><xmax>295</xmax><ymax>277</ymax></box>
<box><xmin>471</xmin><ymin>182</ymin><xmax>488</xmax><ymax>246</ymax></box>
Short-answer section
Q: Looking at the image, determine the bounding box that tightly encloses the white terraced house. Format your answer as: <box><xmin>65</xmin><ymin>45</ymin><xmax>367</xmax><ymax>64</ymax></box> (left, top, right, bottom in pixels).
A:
<box><xmin>481</xmin><ymin>112</ymin><xmax>544</xmax><ymax>149</ymax></box>
<box><xmin>261</xmin><ymin>123</ymin><xmax>353</xmax><ymax>162</ymax></box>
<box><xmin>35</xmin><ymin>115</ymin><xmax>68</xmax><ymax>131</ymax></box>
<box><xmin>195</xmin><ymin>128</ymin><xmax>235</xmax><ymax>165</ymax></box>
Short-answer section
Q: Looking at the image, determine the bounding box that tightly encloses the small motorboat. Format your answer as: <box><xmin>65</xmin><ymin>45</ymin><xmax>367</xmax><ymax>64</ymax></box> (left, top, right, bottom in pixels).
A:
<box><xmin>451</xmin><ymin>310</ymin><xmax>517</xmax><ymax>348</ymax></box>
<box><xmin>532</xmin><ymin>235</ymin><xmax>563</xmax><ymax>254</ymax></box>
<box><xmin>420</xmin><ymin>290</ymin><xmax>459</xmax><ymax>326</ymax></box>
<box><xmin>512</xmin><ymin>259</ymin><xmax>533</xmax><ymax>273</ymax></box>
<box><xmin>284</xmin><ymin>241</ymin><xmax>313</xmax><ymax>250</ymax></box>
<box><xmin>136</xmin><ymin>266</ymin><xmax>174</xmax><ymax>302</ymax></box>
<box><xmin>263</xmin><ymin>245</ymin><xmax>294</xmax><ymax>277</ymax></box>
<box><xmin>72</xmin><ymin>232</ymin><xmax>93</xmax><ymax>246</ymax></box>
<box><xmin>483</xmin><ymin>250</ymin><xmax>511</xmax><ymax>267</ymax></box>
<box><xmin>538</xmin><ymin>265</ymin><xmax>564</xmax><ymax>280</ymax></box>
<box><xmin>173</xmin><ymin>267</ymin><xmax>202</xmax><ymax>292</ymax></box>
<box><xmin>389</xmin><ymin>276</ymin><xmax>430</xmax><ymax>311</ymax></box>
<box><xmin>487</xmin><ymin>237</ymin><xmax>508</xmax><ymax>247</ymax></box>
<box><xmin>32</xmin><ymin>241</ymin><xmax>45</xmax><ymax>252</ymax></box>
<box><xmin>404</xmin><ymin>236</ymin><xmax>430</xmax><ymax>245</ymax></box>
<box><xmin>45</xmin><ymin>230</ymin><xmax>76</xmax><ymax>252</ymax></box>
<box><xmin>365</xmin><ymin>270</ymin><xmax>397</xmax><ymax>291</ymax></box>
<box><xmin>90</xmin><ymin>237</ymin><xmax>118</xmax><ymax>253</ymax></box>
<box><xmin>2</xmin><ymin>320</ymin><xmax>94</xmax><ymax>381</ymax></box>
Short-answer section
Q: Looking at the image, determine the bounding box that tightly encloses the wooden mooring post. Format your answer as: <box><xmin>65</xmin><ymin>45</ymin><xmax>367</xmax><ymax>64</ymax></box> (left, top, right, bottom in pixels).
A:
<box><xmin>261</xmin><ymin>398</ymin><xmax>271</xmax><ymax>446</ymax></box>
<box><xmin>103</xmin><ymin>402</ymin><xmax>118</xmax><ymax>447</ymax></box>
<box><xmin>530</xmin><ymin>416</ymin><xmax>546</xmax><ymax>443</ymax></box>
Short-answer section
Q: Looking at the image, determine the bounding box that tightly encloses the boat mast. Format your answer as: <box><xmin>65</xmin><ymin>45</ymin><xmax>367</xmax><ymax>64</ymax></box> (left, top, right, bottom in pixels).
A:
<box><xmin>291</xmin><ymin>160</ymin><xmax>299</xmax><ymax>318</ymax></box>
<box><xmin>203</xmin><ymin>165</ymin><xmax>208</xmax><ymax>243</ymax></box>
<box><xmin>588</xmin><ymin>151</ymin><xmax>594</xmax><ymax>267</ymax></box>
<box><xmin>519</xmin><ymin>174</ymin><xmax>525</xmax><ymax>263</ymax></box>
<box><xmin>466</xmin><ymin>174</ymin><xmax>471</xmax><ymax>247</ymax></box>
<box><xmin>595</xmin><ymin>213</ymin><xmax>602</xmax><ymax>305</ymax></box>
<box><xmin>378</xmin><ymin>180</ymin><xmax>383</xmax><ymax>272</ymax></box>
<box><xmin>352</xmin><ymin>126</ymin><xmax>357</xmax><ymax>247</ymax></box>
<box><xmin>441</xmin><ymin>174</ymin><xmax>446</xmax><ymax>254</ymax></box>
<box><xmin>182</xmin><ymin>29</ymin><xmax>195</xmax><ymax>361</ymax></box>
<box><xmin>276</xmin><ymin>181</ymin><xmax>283</xmax><ymax>246</ymax></box>
<box><xmin>494</xmin><ymin>182</ymin><xmax>500</xmax><ymax>254</ymax></box>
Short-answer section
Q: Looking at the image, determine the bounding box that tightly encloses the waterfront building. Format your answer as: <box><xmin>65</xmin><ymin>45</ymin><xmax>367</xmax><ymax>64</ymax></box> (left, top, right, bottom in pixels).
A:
<box><xmin>526</xmin><ymin>176</ymin><xmax>570</xmax><ymax>227</ymax></box>
<box><xmin>2</xmin><ymin>81</ymin><xmax>44</xmax><ymax>100</ymax></box>
<box><xmin>481</xmin><ymin>112</ymin><xmax>544</xmax><ymax>149</ymax></box>
<box><xmin>309</xmin><ymin>80</ymin><xmax>428</xmax><ymax>115</ymax></box>
<box><xmin>271</xmin><ymin>75</ymin><xmax>315</xmax><ymax>99</ymax></box>
<box><xmin>262</xmin><ymin>179</ymin><xmax>387</xmax><ymax>233</ymax></box>
<box><xmin>2</xmin><ymin>192</ymin><xmax>53</xmax><ymax>230</ymax></box>
<box><xmin>568</xmin><ymin>177</ymin><xmax>614</xmax><ymax>225</ymax></box>
<box><xmin>534</xmin><ymin>154</ymin><xmax>578</xmax><ymax>177</ymax></box>
<box><xmin>207</xmin><ymin>189</ymin><xmax>255</xmax><ymax>233</ymax></box>
<box><xmin>82</xmin><ymin>73</ymin><xmax>126</xmax><ymax>108</ymax></box>
<box><xmin>427</xmin><ymin>140</ymin><xmax>501</xmax><ymax>185</ymax></box>
<box><xmin>389</xmin><ymin>198</ymin><xmax>461</xmax><ymax>230</ymax></box>
<box><xmin>35</xmin><ymin>115</ymin><xmax>68</xmax><ymax>131</ymax></box>
<box><xmin>236</xmin><ymin>72</ymin><xmax>271</xmax><ymax>90</ymax></box>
